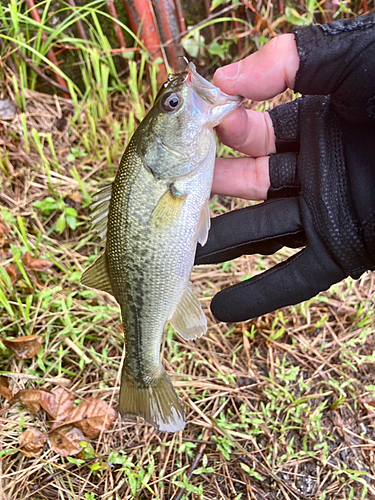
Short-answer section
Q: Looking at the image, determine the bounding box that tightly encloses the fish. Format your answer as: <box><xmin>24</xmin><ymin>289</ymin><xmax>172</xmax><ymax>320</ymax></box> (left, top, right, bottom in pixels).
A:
<box><xmin>81</xmin><ymin>62</ymin><xmax>242</xmax><ymax>432</ymax></box>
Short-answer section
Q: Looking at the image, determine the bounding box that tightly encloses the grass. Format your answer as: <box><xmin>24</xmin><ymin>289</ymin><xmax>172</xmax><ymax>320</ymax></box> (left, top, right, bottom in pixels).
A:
<box><xmin>0</xmin><ymin>1</ymin><xmax>375</xmax><ymax>499</ymax></box>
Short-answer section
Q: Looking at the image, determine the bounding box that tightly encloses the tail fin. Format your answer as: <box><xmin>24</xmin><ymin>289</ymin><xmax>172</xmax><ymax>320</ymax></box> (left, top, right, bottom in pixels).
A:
<box><xmin>119</xmin><ymin>366</ymin><xmax>185</xmax><ymax>432</ymax></box>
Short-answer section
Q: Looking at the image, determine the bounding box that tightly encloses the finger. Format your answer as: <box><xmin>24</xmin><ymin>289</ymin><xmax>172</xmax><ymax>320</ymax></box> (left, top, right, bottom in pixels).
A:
<box><xmin>211</xmin><ymin>242</ymin><xmax>345</xmax><ymax>322</ymax></box>
<box><xmin>215</xmin><ymin>108</ymin><xmax>276</xmax><ymax>157</ymax></box>
<box><xmin>268</xmin><ymin>152</ymin><xmax>299</xmax><ymax>199</ymax></box>
<box><xmin>213</xmin><ymin>34</ymin><xmax>300</xmax><ymax>101</ymax></box>
<box><xmin>212</xmin><ymin>157</ymin><xmax>270</xmax><ymax>200</ymax></box>
<box><xmin>195</xmin><ymin>198</ymin><xmax>305</xmax><ymax>265</ymax></box>
<box><xmin>268</xmin><ymin>98</ymin><xmax>300</xmax><ymax>145</ymax></box>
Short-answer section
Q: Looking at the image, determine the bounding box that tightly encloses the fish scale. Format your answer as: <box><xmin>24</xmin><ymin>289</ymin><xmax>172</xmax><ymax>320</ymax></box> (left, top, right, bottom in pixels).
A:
<box><xmin>81</xmin><ymin>62</ymin><xmax>242</xmax><ymax>432</ymax></box>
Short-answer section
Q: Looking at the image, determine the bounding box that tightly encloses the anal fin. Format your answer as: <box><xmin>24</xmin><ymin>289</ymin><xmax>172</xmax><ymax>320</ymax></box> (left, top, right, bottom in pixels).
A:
<box><xmin>169</xmin><ymin>282</ymin><xmax>207</xmax><ymax>341</ymax></box>
<box><xmin>81</xmin><ymin>253</ymin><xmax>114</xmax><ymax>296</ymax></box>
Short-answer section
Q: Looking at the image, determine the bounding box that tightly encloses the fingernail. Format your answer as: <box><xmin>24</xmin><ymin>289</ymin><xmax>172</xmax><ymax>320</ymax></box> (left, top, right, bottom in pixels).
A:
<box><xmin>217</xmin><ymin>62</ymin><xmax>240</xmax><ymax>80</ymax></box>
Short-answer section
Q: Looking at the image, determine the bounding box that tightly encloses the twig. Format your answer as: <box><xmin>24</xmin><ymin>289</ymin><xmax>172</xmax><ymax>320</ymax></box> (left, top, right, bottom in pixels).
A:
<box><xmin>175</xmin><ymin>428</ymin><xmax>212</xmax><ymax>500</ymax></box>
<box><xmin>204</xmin><ymin>0</ymin><xmax>216</xmax><ymax>41</ymax></box>
<box><xmin>9</xmin><ymin>43</ymin><xmax>70</xmax><ymax>94</ymax></box>
<box><xmin>106</xmin><ymin>0</ymin><xmax>127</xmax><ymax>49</ymax></box>
<box><xmin>25</xmin><ymin>0</ymin><xmax>70</xmax><ymax>97</ymax></box>
<box><xmin>66</xmin><ymin>0</ymin><xmax>89</xmax><ymax>41</ymax></box>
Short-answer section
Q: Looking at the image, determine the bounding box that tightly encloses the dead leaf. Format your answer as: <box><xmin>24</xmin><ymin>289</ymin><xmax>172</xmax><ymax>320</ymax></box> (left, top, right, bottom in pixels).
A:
<box><xmin>10</xmin><ymin>389</ymin><xmax>115</xmax><ymax>456</ymax></box>
<box><xmin>19</xmin><ymin>428</ymin><xmax>46</xmax><ymax>457</ymax></box>
<box><xmin>0</xmin><ymin>376</ymin><xmax>12</xmax><ymax>401</ymax></box>
<box><xmin>360</xmin><ymin>396</ymin><xmax>375</xmax><ymax>409</ymax></box>
<box><xmin>0</xmin><ymin>249</ymin><xmax>12</xmax><ymax>260</ymax></box>
<box><xmin>10</xmin><ymin>389</ymin><xmax>54</xmax><ymax>415</ymax></box>
<box><xmin>48</xmin><ymin>387</ymin><xmax>75</xmax><ymax>425</ymax></box>
<box><xmin>49</xmin><ymin>424</ymin><xmax>84</xmax><ymax>456</ymax></box>
<box><xmin>10</xmin><ymin>389</ymin><xmax>44</xmax><ymax>414</ymax></box>
<box><xmin>21</xmin><ymin>252</ymin><xmax>33</xmax><ymax>267</ymax></box>
<box><xmin>66</xmin><ymin>191</ymin><xmax>82</xmax><ymax>206</ymax></box>
<box><xmin>22</xmin><ymin>252</ymin><xmax>53</xmax><ymax>272</ymax></box>
<box><xmin>38</xmin><ymin>390</ymin><xmax>58</xmax><ymax>417</ymax></box>
<box><xmin>4</xmin><ymin>265</ymin><xmax>17</xmax><ymax>286</ymax></box>
<box><xmin>67</xmin><ymin>398</ymin><xmax>117</xmax><ymax>438</ymax></box>
<box><xmin>10</xmin><ymin>387</ymin><xmax>77</xmax><ymax>421</ymax></box>
<box><xmin>55</xmin><ymin>117</ymin><xmax>67</xmax><ymax>132</ymax></box>
<box><xmin>0</xmin><ymin>222</ymin><xmax>9</xmax><ymax>238</ymax></box>
<box><xmin>253</xmin><ymin>12</ymin><xmax>268</xmax><ymax>32</ymax></box>
<box><xmin>3</xmin><ymin>335</ymin><xmax>43</xmax><ymax>359</ymax></box>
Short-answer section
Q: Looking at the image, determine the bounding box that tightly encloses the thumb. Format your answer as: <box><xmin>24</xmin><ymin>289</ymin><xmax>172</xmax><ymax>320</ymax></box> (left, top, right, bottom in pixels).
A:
<box><xmin>214</xmin><ymin>34</ymin><xmax>299</xmax><ymax>101</ymax></box>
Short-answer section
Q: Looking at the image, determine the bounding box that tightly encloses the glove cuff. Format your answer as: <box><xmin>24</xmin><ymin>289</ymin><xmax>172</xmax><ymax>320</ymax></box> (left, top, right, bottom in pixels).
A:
<box><xmin>363</xmin><ymin>218</ymin><xmax>375</xmax><ymax>270</ymax></box>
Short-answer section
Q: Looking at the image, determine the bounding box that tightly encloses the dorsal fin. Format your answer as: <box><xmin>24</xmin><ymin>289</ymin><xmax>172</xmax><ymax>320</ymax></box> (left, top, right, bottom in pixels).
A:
<box><xmin>90</xmin><ymin>183</ymin><xmax>112</xmax><ymax>242</ymax></box>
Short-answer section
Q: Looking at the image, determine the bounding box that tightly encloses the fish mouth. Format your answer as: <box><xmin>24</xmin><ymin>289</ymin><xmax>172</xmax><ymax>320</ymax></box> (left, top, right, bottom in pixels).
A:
<box><xmin>186</xmin><ymin>62</ymin><xmax>243</xmax><ymax>125</ymax></box>
<box><xmin>187</xmin><ymin>62</ymin><xmax>242</xmax><ymax>104</ymax></box>
<box><xmin>162</xmin><ymin>61</ymin><xmax>243</xmax><ymax>125</ymax></box>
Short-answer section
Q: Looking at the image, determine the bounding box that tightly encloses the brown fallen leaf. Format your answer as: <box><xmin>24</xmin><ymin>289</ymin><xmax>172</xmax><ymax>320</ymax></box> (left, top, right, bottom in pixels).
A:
<box><xmin>67</xmin><ymin>398</ymin><xmax>117</xmax><ymax>439</ymax></box>
<box><xmin>4</xmin><ymin>264</ymin><xmax>17</xmax><ymax>286</ymax></box>
<box><xmin>19</xmin><ymin>428</ymin><xmax>46</xmax><ymax>458</ymax></box>
<box><xmin>66</xmin><ymin>191</ymin><xmax>82</xmax><ymax>206</ymax></box>
<box><xmin>10</xmin><ymin>389</ymin><xmax>44</xmax><ymax>414</ymax></box>
<box><xmin>0</xmin><ymin>376</ymin><xmax>12</xmax><ymax>401</ymax></box>
<box><xmin>3</xmin><ymin>335</ymin><xmax>43</xmax><ymax>359</ymax></box>
<box><xmin>0</xmin><ymin>222</ymin><xmax>9</xmax><ymax>238</ymax></box>
<box><xmin>49</xmin><ymin>424</ymin><xmax>84</xmax><ymax>456</ymax></box>
<box><xmin>38</xmin><ymin>390</ymin><xmax>58</xmax><ymax>417</ymax></box>
<box><xmin>48</xmin><ymin>387</ymin><xmax>75</xmax><ymax>425</ymax></box>
<box><xmin>360</xmin><ymin>396</ymin><xmax>375</xmax><ymax>409</ymax></box>
<box><xmin>0</xmin><ymin>249</ymin><xmax>12</xmax><ymax>260</ymax></box>
<box><xmin>10</xmin><ymin>387</ymin><xmax>76</xmax><ymax>420</ymax></box>
<box><xmin>10</xmin><ymin>389</ymin><xmax>54</xmax><ymax>415</ymax></box>
<box><xmin>22</xmin><ymin>252</ymin><xmax>53</xmax><ymax>272</ymax></box>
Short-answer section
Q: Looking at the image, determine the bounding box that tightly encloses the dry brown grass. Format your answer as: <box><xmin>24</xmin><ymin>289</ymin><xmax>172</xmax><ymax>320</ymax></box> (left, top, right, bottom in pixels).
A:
<box><xmin>0</xmin><ymin>76</ymin><xmax>375</xmax><ymax>500</ymax></box>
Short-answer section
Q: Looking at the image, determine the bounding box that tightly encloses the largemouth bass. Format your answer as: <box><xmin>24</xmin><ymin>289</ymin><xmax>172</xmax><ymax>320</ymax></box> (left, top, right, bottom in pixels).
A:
<box><xmin>81</xmin><ymin>62</ymin><xmax>242</xmax><ymax>432</ymax></box>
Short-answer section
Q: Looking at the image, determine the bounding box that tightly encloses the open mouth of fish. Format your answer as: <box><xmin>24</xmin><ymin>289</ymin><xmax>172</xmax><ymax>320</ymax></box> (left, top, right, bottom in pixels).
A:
<box><xmin>166</xmin><ymin>60</ymin><xmax>244</xmax><ymax>125</ymax></box>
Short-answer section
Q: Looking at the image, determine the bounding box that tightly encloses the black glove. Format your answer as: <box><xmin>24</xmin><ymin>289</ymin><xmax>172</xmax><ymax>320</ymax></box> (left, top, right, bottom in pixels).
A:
<box><xmin>195</xmin><ymin>14</ymin><xmax>375</xmax><ymax>322</ymax></box>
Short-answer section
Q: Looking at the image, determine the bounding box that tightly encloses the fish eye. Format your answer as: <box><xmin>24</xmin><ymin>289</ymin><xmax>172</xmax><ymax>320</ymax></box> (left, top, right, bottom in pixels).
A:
<box><xmin>162</xmin><ymin>93</ymin><xmax>181</xmax><ymax>112</ymax></box>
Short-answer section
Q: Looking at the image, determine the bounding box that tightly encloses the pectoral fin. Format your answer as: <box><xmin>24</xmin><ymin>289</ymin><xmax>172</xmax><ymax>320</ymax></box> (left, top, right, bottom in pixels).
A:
<box><xmin>169</xmin><ymin>282</ymin><xmax>207</xmax><ymax>341</ymax></box>
<box><xmin>152</xmin><ymin>186</ymin><xmax>186</xmax><ymax>229</ymax></box>
<box><xmin>196</xmin><ymin>200</ymin><xmax>210</xmax><ymax>246</ymax></box>
<box><xmin>81</xmin><ymin>252</ymin><xmax>114</xmax><ymax>296</ymax></box>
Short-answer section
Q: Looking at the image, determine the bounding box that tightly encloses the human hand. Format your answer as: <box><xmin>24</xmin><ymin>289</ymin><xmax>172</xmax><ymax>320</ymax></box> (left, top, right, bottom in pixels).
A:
<box><xmin>196</xmin><ymin>16</ymin><xmax>375</xmax><ymax>322</ymax></box>
<box><xmin>211</xmin><ymin>34</ymin><xmax>298</xmax><ymax>201</ymax></box>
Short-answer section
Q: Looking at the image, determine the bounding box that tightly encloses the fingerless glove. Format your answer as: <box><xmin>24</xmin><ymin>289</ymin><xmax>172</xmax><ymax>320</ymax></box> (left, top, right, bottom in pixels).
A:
<box><xmin>195</xmin><ymin>14</ymin><xmax>375</xmax><ymax>322</ymax></box>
